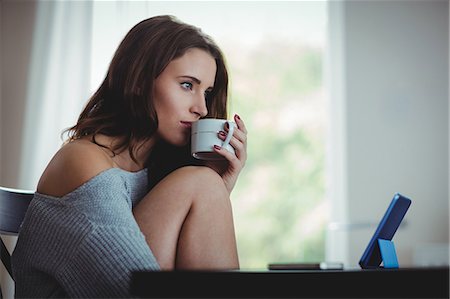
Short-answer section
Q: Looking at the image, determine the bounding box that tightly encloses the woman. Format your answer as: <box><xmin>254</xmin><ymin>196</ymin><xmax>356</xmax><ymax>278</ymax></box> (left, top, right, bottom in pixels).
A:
<box><xmin>12</xmin><ymin>15</ymin><xmax>247</xmax><ymax>297</ymax></box>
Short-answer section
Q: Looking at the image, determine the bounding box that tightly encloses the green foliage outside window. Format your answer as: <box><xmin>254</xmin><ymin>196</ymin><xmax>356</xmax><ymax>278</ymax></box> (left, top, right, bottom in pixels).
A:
<box><xmin>226</xmin><ymin>39</ymin><xmax>328</xmax><ymax>269</ymax></box>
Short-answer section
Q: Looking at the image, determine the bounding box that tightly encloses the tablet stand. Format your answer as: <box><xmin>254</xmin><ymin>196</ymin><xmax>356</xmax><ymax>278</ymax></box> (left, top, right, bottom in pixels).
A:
<box><xmin>378</xmin><ymin>239</ymin><xmax>399</xmax><ymax>268</ymax></box>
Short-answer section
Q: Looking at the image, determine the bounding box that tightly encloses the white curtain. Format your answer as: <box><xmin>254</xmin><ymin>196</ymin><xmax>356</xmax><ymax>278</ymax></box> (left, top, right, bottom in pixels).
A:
<box><xmin>18</xmin><ymin>1</ymin><xmax>93</xmax><ymax>190</ymax></box>
<box><xmin>18</xmin><ymin>1</ymin><xmax>151</xmax><ymax>190</ymax></box>
<box><xmin>1</xmin><ymin>2</ymin><xmax>93</xmax><ymax>298</ymax></box>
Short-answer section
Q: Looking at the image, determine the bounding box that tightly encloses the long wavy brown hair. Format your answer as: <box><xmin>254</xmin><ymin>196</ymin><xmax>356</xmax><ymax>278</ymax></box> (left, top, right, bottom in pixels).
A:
<box><xmin>63</xmin><ymin>15</ymin><xmax>230</xmax><ymax>188</ymax></box>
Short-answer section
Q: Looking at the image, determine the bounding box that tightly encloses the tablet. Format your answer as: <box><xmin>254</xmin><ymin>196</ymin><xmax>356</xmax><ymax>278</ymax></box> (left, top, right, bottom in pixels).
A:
<box><xmin>359</xmin><ymin>193</ymin><xmax>412</xmax><ymax>269</ymax></box>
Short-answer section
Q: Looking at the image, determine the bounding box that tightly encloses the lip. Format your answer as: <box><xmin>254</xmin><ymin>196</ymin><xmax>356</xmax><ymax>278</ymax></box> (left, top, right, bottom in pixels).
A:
<box><xmin>180</xmin><ymin>121</ymin><xmax>193</xmax><ymax>128</ymax></box>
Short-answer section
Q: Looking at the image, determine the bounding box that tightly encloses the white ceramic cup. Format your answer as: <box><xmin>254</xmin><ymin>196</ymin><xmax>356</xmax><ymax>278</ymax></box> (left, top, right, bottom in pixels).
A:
<box><xmin>191</xmin><ymin>119</ymin><xmax>236</xmax><ymax>160</ymax></box>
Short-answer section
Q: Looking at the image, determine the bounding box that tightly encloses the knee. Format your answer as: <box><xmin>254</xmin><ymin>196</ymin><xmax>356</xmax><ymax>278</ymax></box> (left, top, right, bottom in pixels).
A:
<box><xmin>170</xmin><ymin>166</ymin><xmax>228</xmax><ymax>197</ymax></box>
<box><xmin>174</xmin><ymin>166</ymin><xmax>226</xmax><ymax>192</ymax></box>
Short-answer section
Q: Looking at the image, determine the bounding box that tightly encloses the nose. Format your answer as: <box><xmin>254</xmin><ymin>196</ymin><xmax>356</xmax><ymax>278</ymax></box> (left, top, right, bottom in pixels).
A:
<box><xmin>190</xmin><ymin>93</ymin><xmax>208</xmax><ymax>118</ymax></box>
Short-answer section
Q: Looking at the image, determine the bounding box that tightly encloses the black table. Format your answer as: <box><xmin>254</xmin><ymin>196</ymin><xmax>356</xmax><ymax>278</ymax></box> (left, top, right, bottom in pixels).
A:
<box><xmin>130</xmin><ymin>266</ymin><xmax>449</xmax><ymax>298</ymax></box>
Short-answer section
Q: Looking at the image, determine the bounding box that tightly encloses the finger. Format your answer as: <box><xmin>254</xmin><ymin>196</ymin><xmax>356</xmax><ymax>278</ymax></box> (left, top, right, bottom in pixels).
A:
<box><xmin>218</xmin><ymin>132</ymin><xmax>247</xmax><ymax>160</ymax></box>
<box><xmin>230</xmin><ymin>135</ymin><xmax>246</xmax><ymax>153</ymax></box>
<box><xmin>213</xmin><ymin>144</ymin><xmax>240</xmax><ymax>165</ymax></box>
<box><xmin>219</xmin><ymin>132</ymin><xmax>245</xmax><ymax>153</ymax></box>
<box><xmin>223</xmin><ymin>122</ymin><xmax>247</xmax><ymax>145</ymax></box>
<box><xmin>232</xmin><ymin>128</ymin><xmax>247</xmax><ymax>145</ymax></box>
<box><xmin>221</xmin><ymin>128</ymin><xmax>246</xmax><ymax>146</ymax></box>
<box><xmin>223</xmin><ymin>114</ymin><xmax>247</xmax><ymax>134</ymax></box>
<box><xmin>234</xmin><ymin>114</ymin><xmax>248</xmax><ymax>134</ymax></box>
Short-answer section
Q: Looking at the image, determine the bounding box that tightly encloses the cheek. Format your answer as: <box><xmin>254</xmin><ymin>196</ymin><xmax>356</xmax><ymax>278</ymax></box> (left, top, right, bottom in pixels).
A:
<box><xmin>153</xmin><ymin>85</ymin><xmax>181</xmax><ymax>114</ymax></box>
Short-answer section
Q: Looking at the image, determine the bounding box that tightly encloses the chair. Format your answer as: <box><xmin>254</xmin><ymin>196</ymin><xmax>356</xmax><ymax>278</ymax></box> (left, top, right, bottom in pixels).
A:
<box><xmin>0</xmin><ymin>186</ymin><xmax>34</xmax><ymax>299</ymax></box>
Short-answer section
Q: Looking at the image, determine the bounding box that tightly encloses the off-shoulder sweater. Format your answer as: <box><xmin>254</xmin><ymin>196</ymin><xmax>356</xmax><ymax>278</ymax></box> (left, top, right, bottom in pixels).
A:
<box><xmin>11</xmin><ymin>167</ymin><xmax>160</xmax><ymax>298</ymax></box>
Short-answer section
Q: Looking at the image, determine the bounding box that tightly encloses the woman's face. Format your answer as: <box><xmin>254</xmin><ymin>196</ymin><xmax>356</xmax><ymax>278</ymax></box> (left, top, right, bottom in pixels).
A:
<box><xmin>153</xmin><ymin>48</ymin><xmax>217</xmax><ymax>146</ymax></box>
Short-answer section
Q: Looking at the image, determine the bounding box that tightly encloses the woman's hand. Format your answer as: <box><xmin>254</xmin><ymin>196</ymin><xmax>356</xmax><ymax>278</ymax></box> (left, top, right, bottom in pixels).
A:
<box><xmin>205</xmin><ymin>114</ymin><xmax>248</xmax><ymax>194</ymax></box>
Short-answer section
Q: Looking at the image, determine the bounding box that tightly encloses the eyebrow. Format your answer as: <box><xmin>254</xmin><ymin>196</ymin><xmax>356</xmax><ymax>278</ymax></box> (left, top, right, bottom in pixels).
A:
<box><xmin>179</xmin><ymin>75</ymin><xmax>201</xmax><ymax>84</ymax></box>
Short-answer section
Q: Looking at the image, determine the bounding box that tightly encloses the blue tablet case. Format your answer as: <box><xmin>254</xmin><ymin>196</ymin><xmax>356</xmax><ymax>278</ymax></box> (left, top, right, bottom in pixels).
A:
<box><xmin>359</xmin><ymin>193</ymin><xmax>412</xmax><ymax>269</ymax></box>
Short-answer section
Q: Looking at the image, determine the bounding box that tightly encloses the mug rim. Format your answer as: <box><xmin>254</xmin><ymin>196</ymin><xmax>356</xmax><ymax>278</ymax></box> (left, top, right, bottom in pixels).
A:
<box><xmin>194</xmin><ymin>119</ymin><xmax>235</xmax><ymax>123</ymax></box>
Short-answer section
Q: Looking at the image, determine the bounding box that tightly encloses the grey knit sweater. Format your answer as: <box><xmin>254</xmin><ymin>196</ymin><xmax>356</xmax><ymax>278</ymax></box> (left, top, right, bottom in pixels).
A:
<box><xmin>11</xmin><ymin>168</ymin><xmax>160</xmax><ymax>298</ymax></box>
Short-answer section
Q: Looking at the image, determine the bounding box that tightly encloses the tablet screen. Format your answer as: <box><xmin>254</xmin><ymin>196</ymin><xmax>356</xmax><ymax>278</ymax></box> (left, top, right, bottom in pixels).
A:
<box><xmin>359</xmin><ymin>193</ymin><xmax>412</xmax><ymax>269</ymax></box>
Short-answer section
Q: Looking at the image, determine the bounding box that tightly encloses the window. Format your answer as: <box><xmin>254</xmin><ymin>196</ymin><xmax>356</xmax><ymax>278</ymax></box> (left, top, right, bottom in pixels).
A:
<box><xmin>91</xmin><ymin>1</ymin><xmax>328</xmax><ymax>268</ymax></box>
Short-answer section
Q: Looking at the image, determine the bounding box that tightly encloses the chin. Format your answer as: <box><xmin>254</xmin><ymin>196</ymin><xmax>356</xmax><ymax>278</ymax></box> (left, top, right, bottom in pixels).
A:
<box><xmin>163</xmin><ymin>136</ymin><xmax>189</xmax><ymax>147</ymax></box>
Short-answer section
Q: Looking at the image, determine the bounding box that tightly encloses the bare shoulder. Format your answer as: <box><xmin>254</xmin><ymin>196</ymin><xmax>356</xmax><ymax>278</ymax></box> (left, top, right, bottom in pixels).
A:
<box><xmin>37</xmin><ymin>139</ymin><xmax>115</xmax><ymax>197</ymax></box>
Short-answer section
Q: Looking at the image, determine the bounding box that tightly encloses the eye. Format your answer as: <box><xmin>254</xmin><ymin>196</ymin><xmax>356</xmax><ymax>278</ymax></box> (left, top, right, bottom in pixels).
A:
<box><xmin>180</xmin><ymin>82</ymin><xmax>193</xmax><ymax>90</ymax></box>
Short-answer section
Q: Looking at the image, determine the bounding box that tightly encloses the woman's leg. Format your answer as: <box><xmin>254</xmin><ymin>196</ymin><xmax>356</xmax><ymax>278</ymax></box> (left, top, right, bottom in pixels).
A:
<box><xmin>133</xmin><ymin>166</ymin><xmax>239</xmax><ymax>270</ymax></box>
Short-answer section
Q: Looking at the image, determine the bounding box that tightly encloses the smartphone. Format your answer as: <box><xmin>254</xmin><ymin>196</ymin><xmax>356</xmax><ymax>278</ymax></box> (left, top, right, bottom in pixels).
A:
<box><xmin>268</xmin><ymin>262</ymin><xmax>343</xmax><ymax>270</ymax></box>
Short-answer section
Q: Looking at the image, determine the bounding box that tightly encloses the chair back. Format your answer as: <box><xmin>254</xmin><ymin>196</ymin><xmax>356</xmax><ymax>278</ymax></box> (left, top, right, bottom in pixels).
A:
<box><xmin>0</xmin><ymin>186</ymin><xmax>34</xmax><ymax>283</ymax></box>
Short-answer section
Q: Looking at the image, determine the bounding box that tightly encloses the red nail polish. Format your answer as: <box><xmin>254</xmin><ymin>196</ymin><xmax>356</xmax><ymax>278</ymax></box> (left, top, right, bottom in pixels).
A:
<box><xmin>235</xmin><ymin>114</ymin><xmax>241</xmax><ymax>120</ymax></box>
<box><xmin>214</xmin><ymin>145</ymin><xmax>221</xmax><ymax>150</ymax></box>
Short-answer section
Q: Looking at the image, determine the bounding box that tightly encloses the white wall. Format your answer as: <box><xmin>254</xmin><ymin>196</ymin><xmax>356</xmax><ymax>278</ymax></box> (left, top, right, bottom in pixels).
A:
<box><xmin>327</xmin><ymin>0</ymin><xmax>449</xmax><ymax>268</ymax></box>
<box><xmin>1</xmin><ymin>1</ymin><xmax>36</xmax><ymax>189</ymax></box>
<box><xmin>1</xmin><ymin>2</ymin><xmax>37</xmax><ymax>298</ymax></box>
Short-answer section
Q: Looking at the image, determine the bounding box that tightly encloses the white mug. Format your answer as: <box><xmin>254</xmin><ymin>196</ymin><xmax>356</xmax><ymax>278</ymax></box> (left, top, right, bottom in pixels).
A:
<box><xmin>191</xmin><ymin>119</ymin><xmax>236</xmax><ymax>160</ymax></box>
